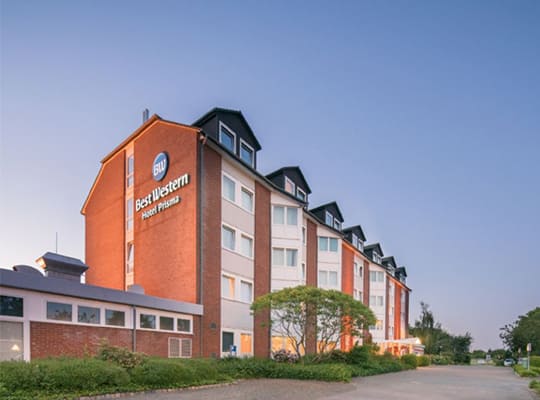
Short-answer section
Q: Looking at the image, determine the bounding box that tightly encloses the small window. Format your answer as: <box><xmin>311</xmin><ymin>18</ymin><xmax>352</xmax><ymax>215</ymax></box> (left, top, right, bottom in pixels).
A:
<box><xmin>78</xmin><ymin>306</ymin><xmax>100</xmax><ymax>324</ymax></box>
<box><xmin>272</xmin><ymin>248</ymin><xmax>285</xmax><ymax>266</ymax></box>
<box><xmin>126</xmin><ymin>155</ymin><xmax>134</xmax><ymax>187</ymax></box>
<box><xmin>284</xmin><ymin>176</ymin><xmax>295</xmax><ymax>194</ymax></box>
<box><xmin>328</xmin><ymin>271</ymin><xmax>338</xmax><ymax>286</ymax></box>
<box><xmin>240</xmin><ymin>140</ymin><xmax>254</xmax><ymax>166</ymax></box>
<box><xmin>273</xmin><ymin>206</ymin><xmax>285</xmax><ymax>224</ymax></box>
<box><xmin>126</xmin><ymin>198</ymin><xmax>134</xmax><ymax>231</ymax></box>
<box><xmin>302</xmin><ymin>227</ymin><xmax>306</xmax><ymax>244</ymax></box>
<box><xmin>297</xmin><ymin>187</ymin><xmax>306</xmax><ymax>202</ymax></box>
<box><xmin>333</xmin><ymin>218</ymin><xmax>341</xmax><ymax>230</ymax></box>
<box><xmin>140</xmin><ymin>314</ymin><xmax>156</xmax><ymax>329</ymax></box>
<box><xmin>378</xmin><ymin>271</ymin><xmax>384</xmax><ymax>282</ymax></box>
<box><xmin>240</xmin><ymin>333</ymin><xmax>252</xmax><ymax>354</ymax></box>
<box><xmin>126</xmin><ymin>242</ymin><xmax>134</xmax><ymax>273</ymax></box>
<box><xmin>0</xmin><ymin>296</ymin><xmax>23</xmax><ymax>317</ymax></box>
<box><xmin>354</xmin><ymin>262</ymin><xmax>359</xmax><ymax>276</ymax></box>
<box><xmin>358</xmin><ymin>241</ymin><xmax>364</xmax><ymax>251</ymax></box>
<box><xmin>47</xmin><ymin>301</ymin><xmax>72</xmax><ymax>321</ymax></box>
<box><xmin>181</xmin><ymin>338</ymin><xmax>192</xmax><ymax>357</ymax></box>
<box><xmin>325</xmin><ymin>211</ymin><xmax>333</xmax><ymax>226</ymax></box>
<box><xmin>240</xmin><ymin>235</ymin><xmax>253</xmax><ymax>258</ymax></box>
<box><xmin>318</xmin><ymin>270</ymin><xmax>328</xmax><ymax>285</ymax></box>
<box><xmin>286</xmin><ymin>249</ymin><xmax>298</xmax><ymax>267</ymax></box>
<box><xmin>169</xmin><ymin>337</ymin><xmax>180</xmax><ymax>358</ymax></box>
<box><xmin>377</xmin><ymin>296</ymin><xmax>384</xmax><ymax>306</ymax></box>
<box><xmin>241</xmin><ymin>187</ymin><xmax>253</xmax><ymax>212</ymax></box>
<box><xmin>222</xmin><ymin>175</ymin><xmax>236</xmax><ymax>202</ymax></box>
<box><xmin>318</xmin><ymin>237</ymin><xmax>328</xmax><ymax>251</ymax></box>
<box><xmin>222</xmin><ymin>275</ymin><xmax>235</xmax><ymax>299</ymax></box>
<box><xmin>329</xmin><ymin>238</ymin><xmax>338</xmax><ymax>252</ymax></box>
<box><xmin>370</xmin><ymin>271</ymin><xmax>377</xmax><ymax>282</ymax></box>
<box><xmin>301</xmin><ymin>263</ymin><xmax>306</xmax><ymax>280</ymax></box>
<box><xmin>219</xmin><ymin>123</ymin><xmax>235</xmax><ymax>152</ymax></box>
<box><xmin>105</xmin><ymin>309</ymin><xmax>125</xmax><ymax>326</ymax></box>
<box><xmin>352</xmin><ymin>234</ymin><xmax>358</xmax><ymax>248</ymax></box>
<box><xmin>222</xmin><ymin>225</ymin><xmax>236</xmax><ymax>251</ymax></box>
<box><xmin>286</xmin><ymin>208</ymin><xmax>298</xmax><ymax>225</ymax></box>
<box><xmin>359</xmin><ymin>266</ymin><xmax>363</xmax><ymax>278</ymax></box>
<box><xmin>160</xmin><ymin>316</ymin><xmax>174</xmax><ymax>331</ymax></box>
<box><xmin>177</xmin><ymin>318</ymin><xmax>191</xmax><ymax>333</ymax></box>
<box><xmin>222</xmin><ymin>331</ymin><xmax>234</xmax><ymax>352</ymax></box>
<box><xmin>240</xmin><ymin>281</ymin><xmax>253</xmax><ymax>303</ymax></box>
<box><xmin>369</xmin><ymin>296</ymin><xmax>376</xmax><ymax>307</ymax></box>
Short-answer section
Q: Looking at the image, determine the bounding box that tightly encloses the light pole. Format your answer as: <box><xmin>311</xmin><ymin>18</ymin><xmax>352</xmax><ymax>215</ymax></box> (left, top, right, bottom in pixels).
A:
<box><xmin>527</xmin><ymin>343</ymin><xmax>531</xmax><ymax>371</ymax></box>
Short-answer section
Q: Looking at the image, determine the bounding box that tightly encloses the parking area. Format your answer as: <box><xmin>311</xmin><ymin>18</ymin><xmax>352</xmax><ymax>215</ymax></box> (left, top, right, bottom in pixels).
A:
<box><xmin>127</xmin><ymin>365</ymin><xmax>536</xmax><ymax>400</ymax></box>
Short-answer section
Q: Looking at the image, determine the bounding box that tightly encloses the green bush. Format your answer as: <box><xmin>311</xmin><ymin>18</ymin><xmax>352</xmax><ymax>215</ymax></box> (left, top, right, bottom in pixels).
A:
<box><xmin>531</xmin><ymin>356</ymin><xmax>540</xmax><ymax>368</ymax></box>
<box><xmin>346</xmin><ymin>345</ymin><xmax>370</xmax><ymax>365</ymax></box>
<box><xmin>530</xmin><ymin>380</ymin><xmax>540</xmax><ymax>395</ymax></box>
<box><xmin>95</xmin><ymin>341</ymin><xmax>146</xmax><ymax>371</ymax></box>
<box><xmin>431</xmin><ymin>355</ymin><xmax>451</xmax><ymax>365</ymax></box>
<box><xmin>417</xmin><ymin>355</ymin><xmax>431</xmax><ymax>367</ymax></box>
<box><xmin>130</xmin><ymin>358</ymin><xmax>197</xmax><ymax>388</ymax></box>
<box><xmin>401</xmin><ymin>354</ymin><xmax>418</xmax><ymax>369</ymax></box>
<box><xmin>514</xmin><ymin>365</ymin><xmax>539</xmax><ymax>377</ymax></box>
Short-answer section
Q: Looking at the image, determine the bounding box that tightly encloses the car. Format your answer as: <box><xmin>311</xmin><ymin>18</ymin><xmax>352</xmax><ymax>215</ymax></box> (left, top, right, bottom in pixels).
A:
<box><xmin>503</xmin><ymin>358</ymin><xmax>514</xmax><ymax>366</ymax></box>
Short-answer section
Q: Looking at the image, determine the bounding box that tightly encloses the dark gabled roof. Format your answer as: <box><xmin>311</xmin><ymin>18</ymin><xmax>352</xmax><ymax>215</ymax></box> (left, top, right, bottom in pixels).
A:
<box><xmin>364</xmin><ymin>243</ymin><xmax>384</xmax><ymax>257</ymax></box>
<box><xmin>266</xmin><ymin>166</ymin><xmax>312</xmax><ymax>194</ymax></box>
<box><xmin>309</xmin><ymin>201</ymin><xmax>344</xmax><ymax>222</ymax></box>
<box><xmin>192</xmin><ymin>107</ymin><xmax>262</xmax><ymax>150</ymax></box>
<box><xmin>396</xmin><ymin>266</ymin><xmax>408</xmax><ymax>277</ymax></box>
<box><xmin>342</xmin><ymin>225</ymin><xmax>367</xmax><ymax>242</ymax></box>
<box><xmin>382</xmin><ymin>256</ymin><xmax>397</xmax><ymax>269</ymax></box>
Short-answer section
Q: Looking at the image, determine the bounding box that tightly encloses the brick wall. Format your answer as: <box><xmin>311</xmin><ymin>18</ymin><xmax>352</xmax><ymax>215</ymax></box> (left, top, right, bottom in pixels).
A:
<box><xmin>305</xmin><ymin>219</ymin><xmax>318</xmax><ymax>354</ymax></box>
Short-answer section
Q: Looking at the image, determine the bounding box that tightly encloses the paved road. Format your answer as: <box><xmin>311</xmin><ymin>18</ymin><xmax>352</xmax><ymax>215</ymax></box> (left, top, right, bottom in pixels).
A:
<box><xmin>127</xmin><ymin>366</ymin><xmax>537</xmax><ymax>400</ymax></box>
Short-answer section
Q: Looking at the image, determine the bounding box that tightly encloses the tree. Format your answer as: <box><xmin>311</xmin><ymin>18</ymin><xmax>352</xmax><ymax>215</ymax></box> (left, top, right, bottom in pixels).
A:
<box><xmin>251</xmin><ymin>285</ymin><xmax>375</xmax><ymax>357</ymax></box>
<box><xmin>500</xmin><ymin>307</ymin><xmax>540</xmax><ymax>356</ymax></box>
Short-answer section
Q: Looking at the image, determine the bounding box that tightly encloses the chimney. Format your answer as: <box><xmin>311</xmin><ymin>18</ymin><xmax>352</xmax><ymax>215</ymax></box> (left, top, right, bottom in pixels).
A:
<box><xmin>142</xmin><ymin>108</ymin><xmax>149</xmax><ymax>123</ymax></box>
<box><xmin>36</xmin><ymin>252</ymin><xmax>89</xmax><ymax>282</ymax></box>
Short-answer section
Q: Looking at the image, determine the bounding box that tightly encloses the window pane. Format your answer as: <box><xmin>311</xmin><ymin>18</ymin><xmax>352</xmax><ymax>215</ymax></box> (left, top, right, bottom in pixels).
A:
<box><xmin>240</xmin><ymin>333</ymin><xmax>252</xmax><ymax>354</ymax></box>
<box><xmin>301</xmin><ymin>263</ymin><xmax>306</xmax><ymax>280</ymax></box>
<box><xmin>378</xmin><ymin>272</ymin><xmax>384</xmax><ymax>282</ymax></box>
<box><xmin>302</xmin><ymin>227</ymin><xmax>306</xmax><ymax>244</ymax></box>
<box><xmin>318</xmin><ymin>271</ymin><xmax>328</xmax><ymax>285</ymax></box>
<box><xmin>318</xmin><ymin>237</ymin><xmax>328</xmax><ymax>251</ymax></box>
<box><xmin>334</xmin><ymin>219</ymin><xmax>341</xmax><ymax>230</ymax></box>
<box><xmin>378</xmin><ymin>296</ymin><xmax>384</xmax><ymax>306</ymax></box>
<box><xmin>241</xmin><ymin>188</ymin><xmax>253</xmax><ymax>211</ymax></box>
<box><xmin>222</xmin><ymin>226</ymin><xmax>235</xmax><ymax>250</ymax></box>
<box><xmin>325</xmin><ymin>212</ymin><xmax>333</xmax><ymax>226</ymax></box>
<box><xmin>370</xmin><ymin>271</ymin><xmax>377</xmax><ymax>282</ymax></box>
<box><xmin>220</xmin><ymin>126</ymin><xmax>235</xmax><ymax>151</ymax></box>
<box><xmin>240</xmin><ymin>143</ymin><xmax>254</xmax><ymax>165</ymax></box>
<box><xmin>284</xmin><ymin>177</ymin><xmax>295</xmax><ymax>194</ymax></box>
<box><xmin>105</xmin><ymin>310</ymin><xmax>125</xmax><ymax>326</ymax></box>
<box><xmin>160</xmin><ymin>316</ymin><xmax>174</xmax><ymax>331</ymax></box>
<box><xmin>0</xmin><ymin>296</ymin><xmax>23</xmax><ymax>317</ymax></box>
<box><xmin>0</xmin><ymin>321</ymin><xmax>23</xmax><ymax>361</ymax></box>
<box><xmin>78</xmin><ymin>306</ymin><xmax>100</xmax><ymax>324</ymax></box>
<box><xmin>329</xmin><ymin>271</ymin><xmax>338</xmax><ymax>286</ymax></box>
<box><xmin>240</xmin><ymin>281</ymin><xmax>252</xmax><ymax>303</ymax></box>
<box><xmin>222</xmin><ymin>175</ymin><xmax>236</xmax><ymax>202</ymax></box>
<box><xmin>286</xmin><ymin>208</ymin><xmax>298</xmax><ymax>225</ymax></box>
<box><xmin>47</xmin><ymin>302</ymin><xmax>72</xmax><ymax>321</ymax></box>
<box><xmin>222</xmin><ymin>275</ymin><xmax>234</xmax><ymax>298</ymax></box>
<box><xmin>222</xmin><ymin>331</ymin><xmax>234</xmax><ymax>352</ymax></box>
<box><xmin>140</xmin><ymin>314</ymin><xmax>156</xmax><ymax>329</ymax></box>
<box><xmin>272</xmin><ymin>248</ymin><xmax>284</xmax><ymax>266</ymax></box>
<box><xmin>241</xmin><ymin>235</ymin><xmax>253</xmax><ymax>258</ymax></box>
<box><xmin>329</xmin><ymin>238</ymin><xmax>338</xmax><ymax>252</ymax></box>
<box><xmin>286</xmin><ymin>249</ymin><xmax>297</xmax><ymax>267</ymax></box>
<box><xmin>297</xmin><ymin>188</ymin><xmax>306</xmax><ymax>201</ymax></box>
<box><xmin>177</xmin><ymin>318</ymin><xmax>191</xmax><ymax>332</ymax></box>
<box><xmin>127</xmin><ymin>155</ymin><xmax>134</xmax><ymax>174</ymax></box>
<box><xmin>273</xmin><ymin>206</ymin><xmax>284</xmax><ymax>224</ymax></box>
<box><xmin>370</xmin><ymin>296</ymin><xmax>376</xmax><ymax>307</ymax></box>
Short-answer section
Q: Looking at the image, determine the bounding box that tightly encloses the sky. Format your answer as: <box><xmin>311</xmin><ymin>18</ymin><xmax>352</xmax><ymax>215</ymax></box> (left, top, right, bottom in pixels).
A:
<box><xmin>1</xmin><ymin>0</ymin><xmax>539</xmax><ymax>351</ymax></box>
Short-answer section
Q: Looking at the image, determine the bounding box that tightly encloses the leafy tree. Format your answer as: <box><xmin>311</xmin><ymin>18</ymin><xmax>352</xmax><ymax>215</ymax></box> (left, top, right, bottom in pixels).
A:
<box><xmin>251</xmin><ymin>285</ymin><xmax>375</xmax><ymax>357</ymax></box>
<box><xmin>500</xmin><ymin>307</ymin><xmax>540</xmax><ymax>356</ymax></box>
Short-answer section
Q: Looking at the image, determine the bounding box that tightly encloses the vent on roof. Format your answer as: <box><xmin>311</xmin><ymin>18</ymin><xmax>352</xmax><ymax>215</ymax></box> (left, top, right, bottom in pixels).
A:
<box><xmin>12</xmin><ymin>265</ymin><xmax>43</xmax><ymax>275</ymax></box>
<box><xmin>142</xmin><ymin>108</ymin><xmax>149</xmax><ymax>123</ymax></box>
<box><xmin>36</xmin><ymin>252</ymin><xmax>88</xmax><ymax>282</ymax></box>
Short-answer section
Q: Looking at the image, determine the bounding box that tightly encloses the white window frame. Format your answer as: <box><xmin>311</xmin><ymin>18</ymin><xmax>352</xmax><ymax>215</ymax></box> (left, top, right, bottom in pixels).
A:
<box><xmin>222</xmin><ymin>173</ymin><xmax>236</xmax><ymax>203</ymax></box>
<box><xmin>297</xmin><ymin>187</ymin><xmax>307</xmax><ymax>201</ymax></box>
<box><xmin>240</xmin><ymin>233</ymin><xmax>254</xmax><ymax>259</ymax></box>
<box><xmin>272</xmin><ymin>247</ymin><xmax>285</xmax><ymax>266</ymax></box>
<box><xmin>286</xmin><ymin>207</ymin><xmax>298</xmax><ymax>226</ymax></box>
<box><xmin>221</xmin><ymin>224</ymin><xmax>236</xmax><ymax>251</ymax></box>
<box><xmin>219</xmin><ymin>121</ymin><xmax>236</xmax><ymax>153</ymax></box>
<box><xmin>325</xmin><ymin>211</ymin><xmax>333</xmax><ymax>226</ymax></box>
<box><xmin>241</xmin><ymin>186</ymin><xmax>254</xmax><ymax>213</ymax></box>
<box><xmin>284</xmin><ymin>176</ymin><xmax>296</xmax><ymax>194</ymax></box>
<box><xmin>240</xmin><ymin>279</ymin><xmax>254</xmax><ymax>303</ymax></box>
<box><xmin>221</xmin><ymin>274</ymin><xmax>236</xmax><ymax>300</ymax></box>
<box><xmin>239</xmin><ymin>138</ymin><xmax>255</xmax><ymax>167</ymax></box>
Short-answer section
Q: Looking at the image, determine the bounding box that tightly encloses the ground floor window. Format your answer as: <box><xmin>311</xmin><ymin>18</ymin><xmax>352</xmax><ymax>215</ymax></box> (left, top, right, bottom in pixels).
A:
<box><xmin>222</xmin><ymin>331</ymin><xmax>234</xmax><ymax>353</ymax></box>
<box><xmin>0</xmin><ymin>321</ymin><xmax>23</xmax><ymax>361</ymax></box>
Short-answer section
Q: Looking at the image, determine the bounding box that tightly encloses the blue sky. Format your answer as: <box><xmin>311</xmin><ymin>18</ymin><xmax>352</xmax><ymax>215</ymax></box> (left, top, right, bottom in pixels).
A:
<box><xmin>1</xmin><ymin>0</ymin><xmax>539</xmax><ymax>350</ymax></box>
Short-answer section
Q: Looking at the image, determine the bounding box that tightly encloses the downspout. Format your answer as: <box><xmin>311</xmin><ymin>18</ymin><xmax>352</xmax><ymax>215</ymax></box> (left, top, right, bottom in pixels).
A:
<box><xmin>197</xmin><ymin>130</ymin><xmax>206</xmax><ymax>357</ymax></box>
<box><xmin>132</xmin><ymin>306</ymin><xmax>137</xmax><ymax>352</ymax></box>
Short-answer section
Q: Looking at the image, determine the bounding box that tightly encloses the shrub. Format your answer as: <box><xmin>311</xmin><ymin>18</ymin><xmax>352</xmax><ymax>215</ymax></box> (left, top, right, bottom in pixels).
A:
<box><xmin>417</xmin><ymin>355</ymin><xmax>431</xmax><ymax>367</ymax></box>
<box><xmin>431</xmin><ymin>355</ymin><xmax>451</xmax><ymax>365</ymax></box>
<box><xmin>0</xmin><ymin>361</ymin><xmax>44</xmax><ymax>392</ymax></box>
<box><xmin>514</xmin><ymin>365</ymin><xmax>539</xmax><ymax>377</ymax></box>
<box><xmin>346</xmin><ymin>345</ymin><xmax>370</xmax><ymax>365</ymax></box>
<box><xmin>130</xmin><ymin>358</ymin><xmax>198</xmax><ymax>388</ymax></box>
<box><xmin>401</xmin><ymin>354</ymin><xmax>418</xmax><ymax>369</ymax></box>
<box><xmin>272</xmin><ymin>349</ymin><xmax>299</xmax><ymax>363</ymax></box>
<box><xmin>531</xmin><ymin>356</ymin><xmax>540</xmax><ymax>368</ymax></box>
<box><xmin>530</xmin><ymin>380</ymin><xmax>540</xmax><ymax>395</ymax></box>
<box><xmin>95</xmin><ymin>341</ymin><xmax>146</xmax><ymax>371</ymax></box>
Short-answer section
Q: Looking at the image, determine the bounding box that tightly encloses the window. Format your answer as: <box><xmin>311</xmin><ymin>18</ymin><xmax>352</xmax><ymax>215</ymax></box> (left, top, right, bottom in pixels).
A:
<box><xmin>240</xmin><ymin>235</ymin><xmax>253</xmax><ymax>258</ymax></box>
<box><xmin>47</xmin><ymin>302</ymin><xmax>72</xmax><ymax>321</ymax></box>
<box><xmin>0</xmin><ymin>321</ymin><xmax>23</xmax><ymax>361</ymax></box>
<box><xmin>241</xmin><ymin>188</ymin><xmax>253</xmax><ymax>212</ymax></box>
<box><xmin>222</xmin><ymin>331</ymin><xmax>234</xmax><ymax>352</ymax></box>
<box><xmin>329</xmin><ymin>238</ymin><xmax>338</xmax><ymax>252</ymax></box>
<box><xmin>286</xmin><ymin>208</ymin><xmax>298</xmax><ymax>225</ymax></box>
<box><xmin>78</xmin><ymin>306</ymin><xmax>100</xmax><ymax>324</ymax></box>
<box><xmin>286</xmin><ymin>249</ymin><xmax>298</xmax><ymax>267</ymax></box>
<box><xmin>357</xmin><ymin>241</ymin><xmax>364</xmax><ymax>251</ymax></box>
<box><xmin>126</xmin><ymin>198</ymin><xmax>134</xmax><ymax>231</ymax></box>
<box><xmin>333</xmin><ymin>218</ymin><xmax>341</xmax><ymax>230</ymax></box>
<box><xmin>0</xmin><ymin>296</ymin><xmax>23</xmax><ymax>317</ymax></box>
<box><xmin>240</xmin><ymin>140</ymin><xmax>254</xmax><ymax>166</ymax></box>
<box><xmin>240</xmin><ymin>281</ymin><xmax>253</xmax><ymax>303</ymax></box>
<box><xmin>126</xmin><ymin>242</ymin><xmax>134</xmax><ymax>273</ymax></box>
<box><xmin>370</xmin><ymin>271</ymin><xmax>384</xmax><ymax>282</ymax></box>
<box><xmin>297</xmin><ymin>187</ymin><xmax>306</xmax><ymax>202</ymax></box>
<box><xmin>372</xmin><ymin>252</ymin><xmax>382</xmax><ymax>264</ymax></box>
<box><xmin>352</xmin><ymin>234</ymin><xmax>358</xmax><ymax>248</ymax></box>
<box><xmin>354</xmin><ymin>262</ymin><xmax>359</xmax><ymax>276</ymax></box>
<box><xmin>369</xmin><ymin>296</ymin><xmax>384</xmax><ymax>307</ymax></box>
<box><xmin>328</xmin><ymin>271</ymin><xmax>338</xmax><ymax>286</ymax></box>
<box><xmin>140</xmin><ymin>314</ymin><xmax>156</xmax><ymax>329</ymax></box>
<box><xmin>240</xmin><ymin>333</ymin><xmax>252</xmax><ymax>354</ymax></box>
<box><xmin>169</xmin><ymin>337</ymin><xmax>192</xmax><ymax>358</ymax></box>
<box><xmin>222</xmin><ymin>275</ymin><xmax>235</xmax><ymax>299</ymax></box>
<box><xmin>272</xmin><ymin>248</ymin><xmax>285</xmax><ymax>266</ymax></box>
<box><xmin>126</xmin><ymin>155</ymin><xmax>134</xmax><ymax>187</ymax></box>
<box><xmin>105</xmin><ymin>309</ymin><xmax>125</xmax><ymax>326</ymax></box>
<box><xmin>284</xmin><ymin>176</ymin><xmax>295</xmax><ymax>194</ymax></box>
<box><xmin>318</xmin><ymin>237</ymin><xmax>338</xmax><ymax>252</ymax></box>
<box><xmin>325</xmin><ymin>211</ymin><xmax>333</xmax><ymax>226</ymax></box>
<box><xmin>302</xmin><ymin>226</ymin><xmax>306</xmax><ymax>244</ymax></box>
<box><xmin>301</xmin><ymin>263</ymin><xmax>306</xmax><ymax>280</ymax></box>
<box><xmin>359</xmin><ymin>266</ymin><xmax>363</xmax><ymax>278</ymax></box>
<box><xmin>177</xmin><ymin>318</ymin><xmax>191</xmax><ymax>333</ymax></box>
<box><xmin>318</xmin><ymin>270</ymin><xmax>328</xmax><ymax>285</ymax></box>
<box><xmin>222</xmin><ymin>175</ymin><xmax>236</xmax><ymax>202</ymax></box>
<box><xmin>222</xmin><ymin>225</ymin><xmax>236</xmax><ymax>251</ymax></box>
<box><xmin>273</xmin><ymin>206</ymin><xmax>285</xmax><ymax>224</ymax></box>
<box><xmin>159</xmin><ymin>316</ymin><xmax>174</xmax><ymax>331</ymax></box>
<box><xmin>219</xmin><ymin>123</ymin><xmax>235</xmax><ymax>152</ymax></box>
<box><xmin>318</xmin><ymin>237</ymin><xmax>328</xmax><ymax>251</ymax></box>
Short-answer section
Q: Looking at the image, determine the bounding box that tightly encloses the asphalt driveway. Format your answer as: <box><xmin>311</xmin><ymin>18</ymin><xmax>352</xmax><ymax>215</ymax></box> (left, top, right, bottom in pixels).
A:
<box><xmin>126</xmin><ymin>365</ymin><xmax>537</xmax><ymax>400</ymax></box>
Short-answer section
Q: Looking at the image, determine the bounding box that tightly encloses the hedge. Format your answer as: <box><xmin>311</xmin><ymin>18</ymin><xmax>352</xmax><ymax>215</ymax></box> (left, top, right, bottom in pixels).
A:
<box><xmin>514</xmin><ymin>365</ymin><xmax>540</xmax><ymax>377</ymax></box>
<box><xmin>417</xmin><ymin>355</ymin><xmax>431</xmax><ymax>367</ymax></box>
<box><xmin>400</xmin><ymin>354</ymin><xmax>418</xmax><ymax>369</ymax></box>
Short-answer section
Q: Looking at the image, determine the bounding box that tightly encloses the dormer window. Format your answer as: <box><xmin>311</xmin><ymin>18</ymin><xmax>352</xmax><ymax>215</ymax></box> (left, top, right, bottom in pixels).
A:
<box><xmin>297</xmin><ymin>187</ymin><xmax>307</xmax><ymax>202</ymax></box>
<box><xmin>239</xmin><ymin>140</ymin><xmax>254</xmax><ymax>167</ymax></box>
<box><xmin>357</xmin><ymin>240</ymin><xmax>364</xmax><ymax>251</ymax></box>
<box><xmin>352</xmin><ymin>234</ymin><xmax>358</xmax><ymax>247</ymax></box>
<box><xmin>284</xmin><ymin>176</ymin><xmax>295</xmax><ymax>194</ymax></box>
<box><xmin>372</xmin><ymin>252</ymin><xmax>382</xmax><ymax>264</ymax></box>
<box><xmin>333</xmin><ymin>218</ymin><xmax>341</xmax><ymax>230</ymax></box>
<box><xmin>325</xmin><ymin>211</ymin><xmax>333</xmax><ymax>226</ymax></box>
<box><xmin>219</xmin><ymin>122</ymin><xmax>236</xmax><ymax>152</ymax></box>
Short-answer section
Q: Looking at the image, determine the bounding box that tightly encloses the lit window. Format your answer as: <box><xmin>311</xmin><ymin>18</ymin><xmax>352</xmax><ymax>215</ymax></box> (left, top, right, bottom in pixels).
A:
<box><xmin>126</xmin><ymin>198</ymin><xmax>134</xmax><ymax>231</ymax></box>
<box><xmin>126</xmin><ymin>242</ymin><xmax>134</xmax><ymax>273</ymax></box>
<box><xmin>47</xmin><ymin>302</ymin><xmax>72</xmax><ymax>321</ymax></box>
<box><xmin>0</xmin><ymin>296</ymin><xmax>23</xmax><ymax>317</ymax></box>
<box><xmin>286</xmin><ymin>208</ymin><xmax>298</xmax><ymax>225</ymax></box>
<box><xmin>222</xmin><ymin>331</ymin><xmax>234</xmax><ymax>352</ymax></box>
<box><xmin>297</xmin><ymin>187</ymin><xmax>306</xmax><ymax>201</ymax></box>
<box><xmin>240</xmin><ymin>140</ymin><xmax>254</xmax><ymax>166</ymax></box>
<box><xmin>177</xmin><ymin>318</ymin><xmax>191</xmax><ymax>333</ymax></box>
<box><xmin>329</xmin><ymin>238</ymin><xmax>338</xmax><ymax>252</ymax></box>
<box><xmin>273</xmin><ymin>206</ymin><xmax>285</xmax><ymax>224</ymax></box>
<box><xmin>284</xmin><ymin>176</ymin><xmax>295</xmax><ymax>194</ymax></box>
<box><xmin>325</xmin><ymin>211</ymin><xmax>333</xmax><ymax>226</ymax></box>
<box><xmin>126</xmin><ymin>155</ymin><xmax>134</xmax><ymax>187</ymax></box>
<box><xmin>222</xmin><ymin>275</ymin><xmax>235</xmax><ymax>299</ymax></box>
<box><xmin>240</xmin><ymin>333</ymin><xmax>252</xmax><ymax>354</ymax></box>
<box><xmin>140</xmin><ymin>314</ymin><xmax>156</xmax><ymax>329</ymax></box>
<box><xmin>272</xmin><ymin>248</ymin><xmax>285</xmax><ymax>266</ymax></box>
<box><xmin>286</xmin><ymin>249</ymin><xmax>298</xmax><ymax>267</ymax></box>
<box><xmin>240</xmin><ymin>281</ymin><xmax>253</xmax><ymax>303</ymax></box>
<box><xmin>240</xmin><ymin>235</ymin><xmax>253</xmax><ymax>258</ymax></box>
<box><xmin>78</xmin><ymin>306</ymin><xmax>100</xmax><ymax>324</ymax></box>
<box><xmin>105</xmin><ymin>310</ymin><xmax>125</xmax><ymax>326</ymax></box>
<box><xmin>328</xmin><ymin>271</ymin><xmax>338</xmax><ymax>286</ymax></box>
<box><xmin>241</xmin><ymin>187</ymin><xmax>253</xmax><ymax>212</ymax></box>
<box><xmin>222</xmin><ymin>175</ymin><xmax>236</xmax><ymax>202</ymax></box>
<box><xmin>222</xmin><ymin>225</ymin><xmax>236</xmax><ymax>251</ymax></box>
<box><xmin>160</xmin><ymin>316</ymin><xmax>174</xmax><ymax>331</ymax></box>
<box><xmin>219</xmin><ymin>123</ymin><xmax>235</xmax><ymax>152</ymax></box>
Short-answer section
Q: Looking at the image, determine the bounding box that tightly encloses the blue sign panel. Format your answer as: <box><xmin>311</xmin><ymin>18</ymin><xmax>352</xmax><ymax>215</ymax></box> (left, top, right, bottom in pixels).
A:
<box><xmin>152</xmin><ymin>152</ymin><xmax>169</xmax><ymax>181</ymax></box>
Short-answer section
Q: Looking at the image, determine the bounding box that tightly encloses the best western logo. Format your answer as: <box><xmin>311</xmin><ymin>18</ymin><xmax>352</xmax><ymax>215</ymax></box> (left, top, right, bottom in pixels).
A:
<box><xmin>152</xmin><ymin>152</ymin><xmax>169</xmax><ymax>181</ymax></box>
<box><xmin>135</xmin><ymin>173</ymin><xmax>190</xmax><ymax>213</ymax></box>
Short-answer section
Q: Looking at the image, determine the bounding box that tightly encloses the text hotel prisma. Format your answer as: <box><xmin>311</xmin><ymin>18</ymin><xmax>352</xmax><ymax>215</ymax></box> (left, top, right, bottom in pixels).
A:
<box><xmin>135</xmin><ymin>152</ymin><xmax>190</xmax><ymax>220</ymax></box>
